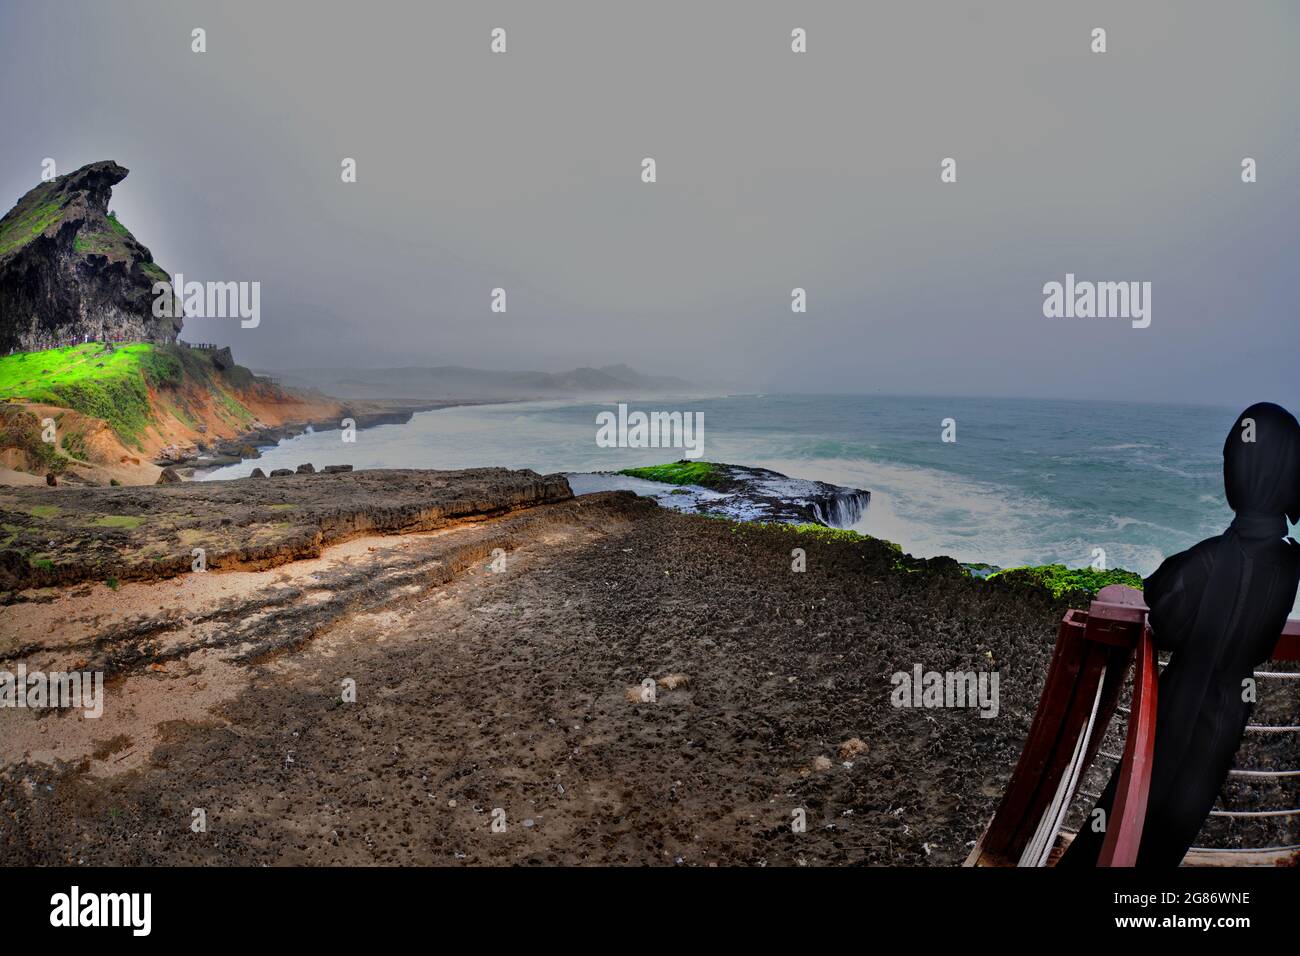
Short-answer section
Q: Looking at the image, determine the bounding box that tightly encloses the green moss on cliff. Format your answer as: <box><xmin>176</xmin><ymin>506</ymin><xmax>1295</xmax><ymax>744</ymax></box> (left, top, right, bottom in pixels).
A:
<box><xmin>705</xmin><ymin>513</ymin><xmax>1143</xmax><ymax>602</ymax></box>
<box><xmin>783</xmin><ymin>522</ymin><xmax>899</xmax><ymax>548</ymax></box>
<box><xmin>72</xmin><ymin>219</ymin><xmax>135</xmax><ymax>259</ymax></box>
<box><xmin>0</xmin><ymin>198</ymin><xmax>64</xmax><ymax>257</ymax></box>
<box><xmin>986</xmin><ymin>564</ymin><xmax>1143</xmax><ymax>600</ymax></box>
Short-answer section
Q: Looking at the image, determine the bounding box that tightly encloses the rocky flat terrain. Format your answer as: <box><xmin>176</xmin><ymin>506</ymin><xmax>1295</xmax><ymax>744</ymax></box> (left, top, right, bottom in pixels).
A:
<box><xmin>0</xmin><ymin>469</ymin><xmax>1293</xmax><ymax>865</ymax></box>
<box><xmin>0</xmin><ymin>468</ymin><xmax>571</xmax><ymax>593</ymax></box>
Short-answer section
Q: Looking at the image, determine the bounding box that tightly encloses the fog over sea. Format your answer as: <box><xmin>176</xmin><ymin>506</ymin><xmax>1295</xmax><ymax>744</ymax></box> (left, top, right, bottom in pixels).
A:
<box><xmin>202</xmin><ymin>394</ymin><xmax>1298</xmax><ymax>607</ymax></box>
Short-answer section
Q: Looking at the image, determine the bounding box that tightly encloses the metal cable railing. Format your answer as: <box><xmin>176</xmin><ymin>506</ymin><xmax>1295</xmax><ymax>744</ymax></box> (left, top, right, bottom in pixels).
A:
<box><xmin>1084</xmin><ymin>662</ymin><xmax>1297</xmax><ymax>854</ymax></box>
<box><xmin>966</xmin><ymin>593</ymin><xmax>1300</xmax><ymax>867</ymax></box>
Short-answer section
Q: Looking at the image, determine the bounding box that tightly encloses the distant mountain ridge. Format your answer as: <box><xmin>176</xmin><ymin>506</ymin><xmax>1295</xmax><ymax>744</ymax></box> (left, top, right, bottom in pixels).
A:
<box><xmin>264</xmin><ymin>363</ymin><xmax>695</xmax><ymax>400</ymax></box>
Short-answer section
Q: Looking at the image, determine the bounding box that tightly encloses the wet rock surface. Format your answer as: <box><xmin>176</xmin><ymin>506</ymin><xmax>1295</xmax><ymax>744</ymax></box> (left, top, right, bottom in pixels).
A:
<box><xmin>571</xmin><ymin>461</ymin><xmax>870</xmax><ymax>528</ymax></box>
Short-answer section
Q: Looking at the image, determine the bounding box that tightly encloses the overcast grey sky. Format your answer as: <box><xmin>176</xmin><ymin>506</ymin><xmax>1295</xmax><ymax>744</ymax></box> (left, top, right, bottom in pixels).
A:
<box><xmin>2</xmin><ymin>0</ymin><xmax>1297</xmax><ymax>405</ymax></box>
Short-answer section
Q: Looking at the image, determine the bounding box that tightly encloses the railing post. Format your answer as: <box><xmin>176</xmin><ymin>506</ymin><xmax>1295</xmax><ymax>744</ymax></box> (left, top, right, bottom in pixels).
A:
<box><xmin>1097</xmin><ymin>624</ymin><xmax>1158</xmax><ymax>866</ymax></box>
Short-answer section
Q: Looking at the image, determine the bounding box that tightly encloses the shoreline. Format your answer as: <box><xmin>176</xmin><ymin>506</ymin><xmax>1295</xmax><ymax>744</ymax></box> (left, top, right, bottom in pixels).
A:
<box><xmin>40</xmin><ymin>389</ymin><xmax>1285</xmax><ymax>617</ymax></box>
<box><xmin>180</xmin><ymin>397</ymin><xmax>518</xmax><ymax>481</ymax></box>
<box><xmin>190</xmin><ymin>407</ymin><xmax>1150</xmax><ymax>598</ymax></box>
<box><xmin>188</xmin><ymin>393</ymin><xmax>1212</xmax><ymax>584</ymax></box>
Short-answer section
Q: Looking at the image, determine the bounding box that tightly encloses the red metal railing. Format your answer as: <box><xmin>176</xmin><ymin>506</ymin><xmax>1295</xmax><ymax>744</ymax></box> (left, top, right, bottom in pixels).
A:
<box><xmin>1097</xmin><ymin>618</ymin><xmax>1156</xmax><ymax>866</ymax></box>
<box><xmin>967</xmin><ymin>584</ymin><xmax>1299</xmax><ymax>867</ymax></box>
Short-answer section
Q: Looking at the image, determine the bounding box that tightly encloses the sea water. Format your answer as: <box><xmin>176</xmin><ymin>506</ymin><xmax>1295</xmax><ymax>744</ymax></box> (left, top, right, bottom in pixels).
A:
<box><xmin>201</xmin><ymin>393</ymin><xmax>1298</xmax><ymax>608</ymax></box>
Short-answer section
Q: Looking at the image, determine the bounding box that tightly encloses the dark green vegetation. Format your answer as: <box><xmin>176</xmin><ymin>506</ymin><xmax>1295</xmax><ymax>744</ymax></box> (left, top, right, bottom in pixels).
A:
<box><xmin>59</xmin><ymin>429</ymin><xmax>89</xmax><ymax>461</ymax></box>
<box><xmin>618</xmin><ymin>460</ymin><xmax>725</xmax><ymax>488</ymax></box>
<box><xmin>0</xmin><ymin>407</ymin><xmax>69</xmax><ymax>474</ymax></box>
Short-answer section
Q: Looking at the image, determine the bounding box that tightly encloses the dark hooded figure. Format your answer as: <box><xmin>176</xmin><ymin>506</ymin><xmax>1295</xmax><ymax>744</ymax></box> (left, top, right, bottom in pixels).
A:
<box><xmin>1061</xmin><ymin>402</ymin><xmax>1300</xmax><ymax>867</ymax></box>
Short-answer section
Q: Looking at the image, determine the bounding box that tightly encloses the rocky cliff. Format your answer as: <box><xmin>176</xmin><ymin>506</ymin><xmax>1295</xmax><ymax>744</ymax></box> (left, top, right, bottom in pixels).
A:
<box><xmin>0</xmin><ymin>161</ymin><xmax>181</xmax><ymax>353</ymax></box>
